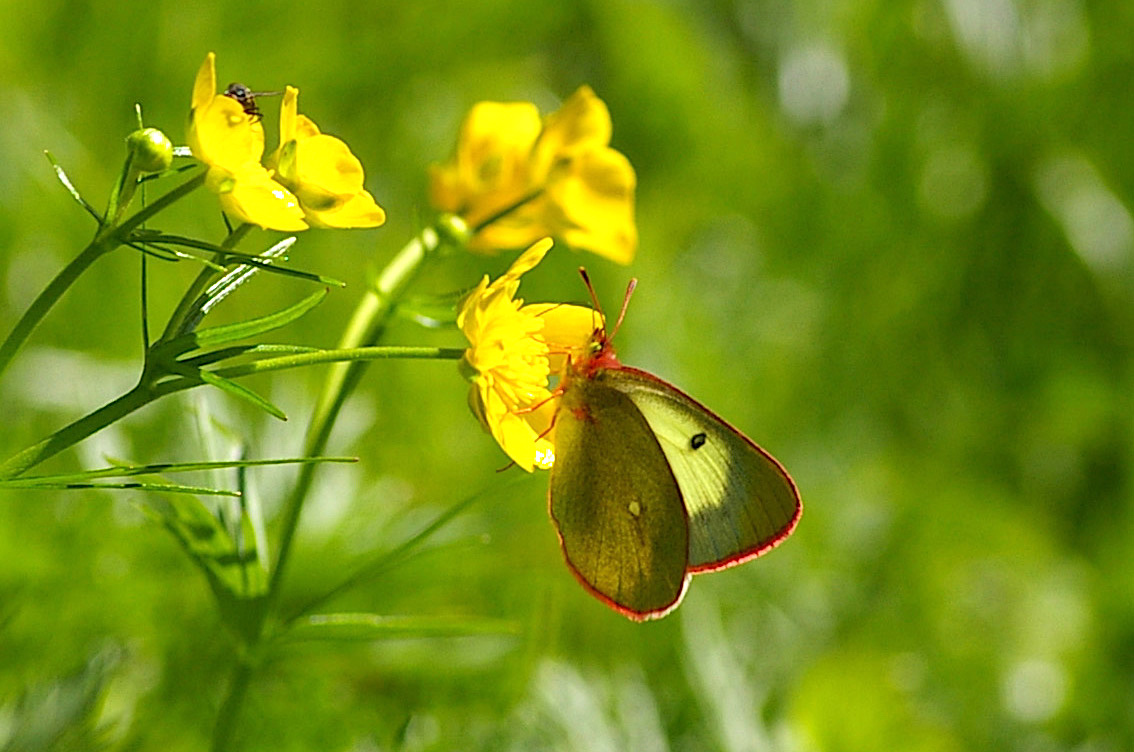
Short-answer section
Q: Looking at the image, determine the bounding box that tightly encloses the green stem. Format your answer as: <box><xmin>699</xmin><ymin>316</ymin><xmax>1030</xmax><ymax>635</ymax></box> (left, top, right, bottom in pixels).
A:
<box><xmin>267</xmin><ymin>224</ymin><xmax>446</xmax><ymax>604</ymax></box>
<box><xmin>209</xmin><ymin>222</ymin><xmax>450</xmax><ymax>746</ymax></box>
<box><xmin>0</xmin><ymin>346</ymin><xmax>459</xmax><ymax>481</ymax></box>
<box><xmin>159</xmin><ymin>222</ymin><xmax>254</xmax><ymax>342</ymax></box>
<box><xmin>214</xmin><ymin>346</ymin><xmax>463</xmax><ymax>379</ymax></box>
<box><xmin>211</xmin><ymin>657</ymin><xmax>254</xmax><ymax>752</ymax></box>
<box><xmin>0</xmin><ymin>239</ymin><xmax>112</xmax><ymax>379</ymax></box>
<box><xmin>116</xmin><ymin>170</ymin><xmax>206</xmax><ymax>236</ymax></box>
<box><xmin>0</xmin><ymin>171</ymin><xmax>206</xmax><ymax>381</ymax></box>
<box><xmin>0</xmin><ymin>382</ymin><xmax>154</xmax><ymax>480</ymax></box>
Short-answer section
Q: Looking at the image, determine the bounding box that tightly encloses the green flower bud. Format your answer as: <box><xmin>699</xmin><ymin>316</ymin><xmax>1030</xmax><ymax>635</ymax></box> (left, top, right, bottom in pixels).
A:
<box><xmin>436</xmin><ymin>212</ymin><xmax>471</xmax><ymax>247</ymax></box>
<box><xmin>126</xmin><ymin>127</ymin><xmax>173</xmax><ymax>173</ymax></box>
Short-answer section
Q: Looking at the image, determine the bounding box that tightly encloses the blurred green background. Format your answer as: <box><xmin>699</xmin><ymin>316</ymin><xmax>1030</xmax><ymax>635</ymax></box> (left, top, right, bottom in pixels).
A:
<box><xmin>1</xmin><ymin>0</ymin><xmax>1130</xmax><ymax>750</ymax></box>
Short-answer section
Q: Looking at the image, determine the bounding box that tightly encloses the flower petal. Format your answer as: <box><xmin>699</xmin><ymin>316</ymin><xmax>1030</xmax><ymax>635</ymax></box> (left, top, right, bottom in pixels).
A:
<box><xmin>206</xmin><ymin>164</ymin><xmax>307</xmax><ymax>231</ymax></box>
<box><xmin>430</xmin><ymin>101</ymin><xmax>542</xmax><ymax>225</ymax></box>
<box><xmin>432</xmin><ymin>88</ymin><xmax>637</xmax><ymax>263</ymax></box>
<box><xmin>192</xmin><ymin>53</ymin><xmax>217</xmax><ymax>114</ymax></box>
<box><xmin>546</xmin><ymin>149</ymin><xmax>637</xmax><ymax>264</ymax></box>
<box><xmin>270</xmin><ymin>86</ymin><xmax>384</xmax><ymax>229</ymax></box>
<box><xmin>533</xmin><ymin>86</ymin><xmax>612</xmax><ymax>173</ymax></box>
<box><xmin>459</xmin><ymin>239</ymin><xmax>578</xmax><ymax>471</ymax></box>
<box><xmin>189</xmin><ymin>95</ymin><xmax>266</xmax><ymax>168</ymax></box>
<box><xmin>304</xmin><ymin>190</ymin><xmax>387</xmax><ymax>229</ymax></box>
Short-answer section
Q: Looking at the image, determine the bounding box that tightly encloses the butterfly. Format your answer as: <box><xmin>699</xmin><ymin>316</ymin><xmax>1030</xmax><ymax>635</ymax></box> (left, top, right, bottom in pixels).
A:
<box><xmin>548</xmin><ymin>272</ymin><xmax>802</xmax><ymax>620</ymax></box>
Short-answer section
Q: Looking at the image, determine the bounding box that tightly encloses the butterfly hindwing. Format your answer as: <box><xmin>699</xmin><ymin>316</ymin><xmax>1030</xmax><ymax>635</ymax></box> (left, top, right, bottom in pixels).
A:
<box><xmin>599</xmin><ymin>367</ymin><xmax>801</xmax><ymax>572</ymax></box>
<box><xmin>549</xmin><ymin>375</ymin><xmax>690</xmax><ymax>619</ymax></box>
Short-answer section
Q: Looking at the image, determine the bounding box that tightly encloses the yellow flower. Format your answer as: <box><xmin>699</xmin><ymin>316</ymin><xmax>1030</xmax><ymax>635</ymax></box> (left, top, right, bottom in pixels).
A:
<box><xmin>267</xmin><ymin>87</ymin><xmax>387</xmax><ymax>229</ymax></box>
<box><xmin>187</xmin><ymin>53</ymin><xmax>307</xmax><ymax>231</ymax></box>
<box><xmin>431</xmin><ymin>87</ymin><xmax>637</xmax><ymax>265</ymax></box>
<box><xmin>458</xmin><ymin>239</ymin><xmax>598</xmax><ymax>471</ymax></box>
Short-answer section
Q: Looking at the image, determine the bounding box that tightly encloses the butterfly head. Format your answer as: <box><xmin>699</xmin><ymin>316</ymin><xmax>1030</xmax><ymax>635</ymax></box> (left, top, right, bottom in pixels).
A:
<box><xmin>575</xmin><ymin>267</ymin><xmax>636</xmax><ymax>376</ymax></box>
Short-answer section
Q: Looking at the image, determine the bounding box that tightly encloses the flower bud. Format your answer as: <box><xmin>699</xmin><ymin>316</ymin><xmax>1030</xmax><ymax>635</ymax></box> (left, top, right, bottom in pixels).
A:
<box><xmin>126</xmin><ymin>127</ymin><xmax>173</xmax><ymax>173</ymax></box>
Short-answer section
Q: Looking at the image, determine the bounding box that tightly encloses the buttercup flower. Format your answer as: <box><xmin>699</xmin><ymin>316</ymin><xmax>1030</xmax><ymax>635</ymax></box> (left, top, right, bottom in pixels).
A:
<box><xmin>431</xmin><ymin>87</ymin><xmax>637</xmax><ymax>265</ymax></box>
<box><xmin>187</xmin><ymin>53</ymin><xmax>306</xmax><ymax>231</ymax></box>
<box><xmin>458</xmin><ymin>239</ymin><xmax>598</xmax><ymax>471</ymax></box>
<box><xmin>267</xmin><ymin>87</ymin><xmax>386</xmax><ymax>229</ymax></box>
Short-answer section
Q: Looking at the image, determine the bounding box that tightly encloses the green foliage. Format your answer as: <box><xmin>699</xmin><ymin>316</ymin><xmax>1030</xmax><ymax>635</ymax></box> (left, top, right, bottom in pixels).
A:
<box><xmin>1</xmin><ymin>1</ymin><xmax>1130</xmax><ymax>751</ymax></box>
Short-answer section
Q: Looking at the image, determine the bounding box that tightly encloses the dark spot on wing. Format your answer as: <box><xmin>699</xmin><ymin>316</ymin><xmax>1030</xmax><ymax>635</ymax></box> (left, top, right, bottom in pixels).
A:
<box><xmin>690</xmin><ymin>432</ymin><xmax>707</xmax><ymax>450</ymax></box>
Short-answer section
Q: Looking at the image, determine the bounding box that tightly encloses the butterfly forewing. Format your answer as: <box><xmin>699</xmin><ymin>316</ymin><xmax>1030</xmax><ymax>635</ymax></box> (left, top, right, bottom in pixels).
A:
<box><xmin>549</xmin><ymin>377</ymin><xmax>690</xmax><ymax>619</ymax></box>
<box><xmin>600</xmin><ymin>368</ymin><xmax>801</xmax><ymax>572</ymax></box>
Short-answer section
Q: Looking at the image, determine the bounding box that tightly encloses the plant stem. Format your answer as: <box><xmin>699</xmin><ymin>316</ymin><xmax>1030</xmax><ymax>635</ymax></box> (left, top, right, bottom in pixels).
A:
<box><xmin>213</xmin><ymin>346</ymin><xmax>463</xmax><ymax>379</ymax></box>
<box><xmin>266</xmin><ymin>224</ymin><xmax>446</xmax><ymax>608</ymax></box>
<box><xmin>159</xmin><ymin>223</ymin><xmax>253</xmax><ymax>342</ymax></box>
<box><xmin>0</xmin><ymin>382</ymin><xmax>154</xmax><ymax>480</ymax></box>
<box><xmin>0</xmin><ymin>171</ymin><xmax>206</xmax><ymax>381</ymax></box>
<box><xmin>0</xmin><ymin>345</ymin><xmax>459</xmax><ymax>481</ymax></box>
<box><xmin>0</xmin><ymin>239</ymin><xmax>112</xmax><ymax>379</ymax></box>
<box><xmin>209</xmin><ymin>223</ymin><xmax>450</xmax><ymax>747</ymax></box>
<box><xmin>211</xmin><ymin>657</ymin><xmax>254</xmax><ymax>752</ymax></box>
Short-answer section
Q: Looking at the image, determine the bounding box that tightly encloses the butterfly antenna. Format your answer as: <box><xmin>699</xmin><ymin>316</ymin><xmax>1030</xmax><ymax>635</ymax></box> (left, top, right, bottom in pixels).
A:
<box><xmin>610</xmin><ymin>278</ymin><xmax>637</xmax><ymax>341</ymax></box>
<box><xmin>578</xmin><ymin>268</ymin><xmax>637</xmax><ymax>340</ymax></box>
<box><xmin>578</xmin><ymin>267</ymin><xmax>605</xmax><ymax>333</ymax></box>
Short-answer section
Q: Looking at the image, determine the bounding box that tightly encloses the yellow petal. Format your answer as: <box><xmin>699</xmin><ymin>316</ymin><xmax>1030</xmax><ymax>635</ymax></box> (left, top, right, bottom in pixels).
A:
<box><xmin>187</xmin><ymin>53</ymin><xmax>265</xmax><ymax>170</ymax></box>
<box><xmin>458</xmin><ymin>238</ymin><xmax>567</xmax><ymax>470</ymax></box>
<box><xmin>189</xmin><ymin>96</ymin><xmax>266</xmax><ymax>169</ymax></box>
<box><xmin>430</xmin><ymin>101</ymin><xmax>543</xmax><ymax>226</ymax></box>
<box><xmin>547</xmin><ymin>149</ymin><xmax>637</xmax><ymax>265</ymax></box>
<box><xmin>192</xmin><ymin>53</ymin><xmax>217</xmax><ymax>114</ymax></box>
<box><xmin>295</xmin><ymin>113</ymin><xmax>321</xmax><ymax>139</ymax></box>
<box><xmin>502</xmin><ymin>237</ymin><xmax>554</xmax><ymax>281</ymax></box>
<box><xmin>525</xmin><ymin>303</ymin><xmax>600</xmax><ymax>348</ymax></box>
<box><xmin>206</xmin><ymin>164</ymin><xmax>307</xmax><ymax>231</ymax></box>
<box><xmin>478</xmin><ymin>379</ymin><xmax>556</xmax><ymax>472</ymax></box>
<box><xmin>279</xmin><ymin>86</ymin><xmax>298</xmax><ymax>145</ymax></box>
<box><xmin>271</xmin><ymin>87</ymin><xmax>383</xmax><ymax>229</ymax></box>
<box><xmin>463</xmin><ymin>197</ymin><xmax>549</xmax><ymax>255</ymax></box>
<box><xmin>292</xmin><ymin>134</ymin><xmax>367</xmax><ymax>207</ymax></box>
<box><xmin>457</xmin><ymin>101</ymin><xmax>542</xmax><ymax>189</ymax></box>
<box><xmin>534</xmin><ymin>86</ymin><xmax>613</xmax><ymax>173</ymax></box>
<box><xmin>304</xmin><ymin>190</ymin><xmax>387</xmax><ymax>229</ymax></box>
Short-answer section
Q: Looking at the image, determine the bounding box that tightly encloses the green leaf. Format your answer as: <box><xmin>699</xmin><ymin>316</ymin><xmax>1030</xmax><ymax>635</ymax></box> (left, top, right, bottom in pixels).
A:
<box><xmin>143</xmin><ymin>495</ymin><xmax>268</xmax><ymax>642</ymax></box>
<box><xmin>197</xmin><ymin>370</ymin><xmax>287</xmax><ymax>420</ymax></box>
<box><xmin>147</xmin><ymin>289</ymin><xmax>327</xmax><ymax>372</ymax></box>
<box><xmin>186</xmin><ymin>289</ymin><xmax>328</xmax><ymax>350</ymax></box>
<box><xmin>137</xmin><ymin>160</ymin><xmax>199</xmax><ymax>182</ymax></box>
<box><xmin>175</xmin><ymin>344</ymin><xmax>321</xmax><ymax>372</ymax></box>
<box><xmin>1</xmin><ymin>645</ymin><xmax>122</xmax><ymax>752</ymax></box>
<box><xmin>44</xmin><ymin>150</ymin><xmax>101</xmax><ymax>223</ymax></box>
<box><xmin>287</xmin><ymin>476</ymin><xmax>525</xmax><ymax>621</ymax></box>
<box><xmin>0</xmin><ymin>480</ymin><xmax>240</xmax><ymax>496</ymax></box>
<box><xmin>282</xmin><ymin>613</ymin><xmax>518</xmax><ymax>642</ymax></box>
<box><xmin>132</xmin><ymin>231</ymin><xmax>344</xmax><ymax>286</ymax></box>
<box><xmin>0</xmin><ymin>458</ymin><xmax>355</xmax><ymax>497</ymax></box>
<box><xmin>126</xmin><ymin>240</ymin><xmax>191</xmax><ymax>264</ymax></box>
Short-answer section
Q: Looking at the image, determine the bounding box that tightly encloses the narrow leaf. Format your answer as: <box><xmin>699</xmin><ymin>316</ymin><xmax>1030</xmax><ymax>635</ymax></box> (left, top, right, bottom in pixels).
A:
<box><xmin>44</xmin><ymin>150</ymin><xmax>101</xmax><ymax>222</ymax></box>
<box><xmin>191</xmin><ymin>289</ymin><xmax>328</xmax><ymax>349</ymax></box>
<box><xmin>287</xmin><ymin>477</ymin><xmax>526</xmax><ymax>621</ymax></box>
<box><xmin>198</xmin><ymin>370</ymin><xmax>287</xmax><ymax>420</ymax></box>
<box><xmin>199</xmin><ymin>237</ymin><xmax>297</xmax><ymax>316</ymax></box>
<box><xmin>135</xmin><ymin>232</ymin><xmax>344</xmax><ymax>287</ymax></box>
<box><xmin>143</xmin><ymin>495</ymin><xmax>268</xmax><ymax>641</ymax></box>
<box><xmin>0</xmin><ymin>479</ymin><xmax>240</xmax><ymax>496</ymax></box>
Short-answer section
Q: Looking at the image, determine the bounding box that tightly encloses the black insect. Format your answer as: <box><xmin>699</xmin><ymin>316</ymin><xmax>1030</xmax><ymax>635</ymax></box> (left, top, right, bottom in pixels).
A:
<box><xmin>690</xmin><ymin>432</ymin><xmax>708</xmax><ymax>450</ymax></box>
<box><xmin>223</xmin><ymin>82</ymin><xmax>273</xmax><ymax>122</ymax></box>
